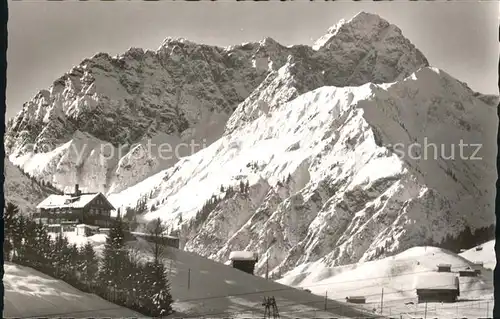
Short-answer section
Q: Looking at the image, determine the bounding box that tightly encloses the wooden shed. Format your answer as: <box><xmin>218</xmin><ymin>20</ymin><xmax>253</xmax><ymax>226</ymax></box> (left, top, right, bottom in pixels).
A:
<box><xmin>436</xmin><ymin>263</ymin><xmax>452</xmax><ymax>272</ymax></box>
<box><xmin>415</xmin><ymin>273</ymin><xmax>460</xmax><ymax>303</ymax></box>
<box><xmin>229</xmin><ymin>251</ymin><xmax>258</xmax><ymax>275</ymax></box>
<box><xmin>459</xmin><ymin>269</ymin><xmax>477</xmax><ymax>277</ymax></box>
<box><xmin>345</xmin><ymin>296</ymin><xmax>366</xmax><ymax>304</ymax></box>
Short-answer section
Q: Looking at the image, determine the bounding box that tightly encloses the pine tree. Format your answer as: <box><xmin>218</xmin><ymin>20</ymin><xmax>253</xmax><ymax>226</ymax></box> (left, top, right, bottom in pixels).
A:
<box><xmin>18</xmin><ymin>219</ymin><xmax>38</xmax><ymax>265</ymax></box>
<box><xmin>11</xmin><ymin>214</ymin><xmax>27</xmax><ymax>262</ymax></box>
<box><xmin>146</xmin><ymin>217</ymin><xmax>168</xmax><ymax>264</ymax></box>
<box><xmin>220</xmin><ymin>185</ymin><xmax>224</xmax><ymax>192</ymax></box>
<box><xmin>51</xmin><ymin>232</ymin><xmax>71</xmax><ymax>278</ymax></box>
<box><xmin>121</xmin><ymin>253</ymin><xmax>143</xmax><ymax>308</ymax></box>
<box><xmin>239</xmin><ymin>180</ymin><xmax>245</xmax><ymax>193</ymax></box>
<box><xmin>245</xmin><ymin>180</ymin><xmax>250</xmax><ymax>193</ymax></box>
<box><xmin>99</xmin><ymin>217</ymin><xmax>128</xmax><ymax>290</ymax></box>
<box><xmin>3</xmin><ymin>202</ymin><xmax>20</xmax><ymax>260</ymax></box>
<box><xmin>79</xmin><ymin>242</ymin><xmax>99</xmax><ymax>290</ymax></box>
<box><xmin>34</xmin><ymin>222</ymin><xmax>53</xmax><ymax>273</ymax></box>
<box><xmin>143</xmin><ymin>261</ymin><xmax>173</xmax><ymax>316</ymax></box>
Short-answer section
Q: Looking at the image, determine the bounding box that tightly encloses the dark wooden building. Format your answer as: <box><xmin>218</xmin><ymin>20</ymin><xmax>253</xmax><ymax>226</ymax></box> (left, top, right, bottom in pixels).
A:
<box><xmin>437</xmin><ymin>264</ymin><xmax>452</xmax><ymax>272</ymax></box>
<box><xmin>35</xmin><ymin>184</ymin><xmax>115</xmax><ymax>228</ymax></box>
<box><xmin>127</xmin><ymin>231</ymin><xmax>180</xmax><ymax>249</ymax></box>
<box><xmin>345</xmin><ymin>296</ymin><xmax>366</xmax><ymax>304</ymax></box>
<box><xmin>415</xmin><ymin>273</ymin><xmax>460</xmax><ymax>303</ymax></box>
<box><xmin>229</xmin><ymin>251</ymin><xmax>258</xmax><ymax>275</ymax></box>
<box><xmin>458</xmin><ymin>269</ymin><xmax>477</xmax><ymax>277</ymax></box>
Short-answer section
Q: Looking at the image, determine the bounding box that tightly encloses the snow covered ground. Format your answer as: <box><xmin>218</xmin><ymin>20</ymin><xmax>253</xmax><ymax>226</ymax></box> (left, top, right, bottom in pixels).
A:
<box><xmin>3</xmin><ymin>262</ymin><xmax>143</xmax><ymax>318</ymax></box>
<box><xmin>460</xmin><ymin>240</ymin><xmax>495</xmax><ymax>270</ymax></box>
<box><xmin>278</xmin><ymin>246</ymin><xmax>493</xmax><ymax>318</ymax></box>
<box><xmin>56</xmin><ymin>231</ymin><xmax>373</xmax><ymax>318</ymax></box>
<box><xmin>48</xmin><ymin>231</ymin><xmax>107</xmax><ymax>254</ymax></box>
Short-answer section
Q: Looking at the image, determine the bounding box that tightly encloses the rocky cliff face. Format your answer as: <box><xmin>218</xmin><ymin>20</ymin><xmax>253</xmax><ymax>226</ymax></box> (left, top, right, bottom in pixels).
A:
<box><xmin>109</xmin><ymin>65</ymin><xmax>496</xmax><ymax>276</ymax></box>
<box><xmin>6</xmin><ymin>12</ymin><xmax>497</xmax><ymax>277</ymax></box>
<box><xmin>4</xmin><ymin>159</ymin><xmax>56</xmax><ymax>213</ymax></box>
<box><xmin>6</xmin><ymin>12</ymin><xmax>428</xmax><ymax>195</ymax></box>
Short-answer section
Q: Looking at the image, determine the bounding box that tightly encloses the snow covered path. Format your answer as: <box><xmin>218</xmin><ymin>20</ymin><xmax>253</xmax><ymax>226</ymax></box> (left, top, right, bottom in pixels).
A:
<box><xmin>4</xmin><ymin>263</ymin><xmax>142</xmax><ymax>318</ymax></box>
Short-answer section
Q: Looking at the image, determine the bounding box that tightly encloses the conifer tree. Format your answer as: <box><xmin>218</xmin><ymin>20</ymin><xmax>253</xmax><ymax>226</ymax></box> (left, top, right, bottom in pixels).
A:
<box><xmin>11</xmin><ymin>214</ymin><xmax>27</xmax><ymax>262</ymax></box>
<box><xmin>79</xmin><ymin>242</ymin><xmax>99</xmax><ymax>289</ymax></box>
<box><xmin>143</xmin><ymin>261</ymin><xmax>173</xmax><ymax>316</ymax></box>
<box><xmin>3</xmin><ymin>202</ymin><xmax>19</xmax><ymax>260</ymax></box>
<box><xmin>99</xmin><ymin>217</ymin><xmax>128</xmax><ymax>289</ymax></box>
<box><xmin>51</xmin><ymin>232</ymin><xmax>71</xmax><ymax>278</ymax></box>
<box><xmin>146</xmin><ymin>217</ymin><xmax>168</xmax><ymax>264</ymax></box>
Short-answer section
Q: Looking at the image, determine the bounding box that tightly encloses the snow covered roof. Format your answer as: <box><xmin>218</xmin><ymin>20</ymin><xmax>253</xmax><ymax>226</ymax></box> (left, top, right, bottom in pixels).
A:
<box><xmin>37</xmin><ymin>193</ymin><xmax>115</xmax><ymax>210</ymax></box>
<box><xmin>229</xmin><ymin>251</ymin><xmax>258</xmax><ymax>261</ymax></box>
<box><xmin>76</xmin><ymin>224</ymin><xmax>99</xmax><ymax>229</ymax></box>
<box><xmin>414</xmin><ymin>273</ymin><xmax>459</xmax><ymax>290</ymax></box>
<box><xmin>129</xmin><ymin>231</ymin><xmax>179</xmax><ymax>240</ymax></box>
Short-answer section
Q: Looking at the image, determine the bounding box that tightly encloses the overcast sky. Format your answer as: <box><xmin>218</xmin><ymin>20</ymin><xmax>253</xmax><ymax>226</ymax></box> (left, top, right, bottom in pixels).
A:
<box><xmin>7</xmin><ymin>1</ymin><xmax>498</xmax><ymax>119</ymax></box>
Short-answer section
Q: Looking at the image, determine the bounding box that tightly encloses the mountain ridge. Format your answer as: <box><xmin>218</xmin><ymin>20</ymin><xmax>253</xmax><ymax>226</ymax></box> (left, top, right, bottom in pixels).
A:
<box><xmin>108</xmin><ymin>65</ymin><xmax>496</xmax><ymax>276</ymax></box>
<box><xmin>5</xmin><ymin>12</ymin><xmax>497</xmax><ymax>277</ymax></box>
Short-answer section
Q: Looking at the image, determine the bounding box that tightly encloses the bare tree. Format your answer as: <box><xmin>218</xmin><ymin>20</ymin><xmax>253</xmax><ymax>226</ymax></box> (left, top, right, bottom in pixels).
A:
<box><xmin>146</xmin><ymin>217</ymin><xmax>168</xmax><ymax>264</ymax></box>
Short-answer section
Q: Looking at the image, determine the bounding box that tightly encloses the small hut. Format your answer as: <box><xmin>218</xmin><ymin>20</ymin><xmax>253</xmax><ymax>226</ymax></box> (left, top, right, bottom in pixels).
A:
<box><xmin>345</xmin><ymin>296</ymin><xmax>366</xmax><ymax>304</ymax></box>
<box><xmin>436</xmin><ymin>263</ymin><xmax>452</xmax><ymax>272</ymax></box>
<box><xmin>229</xmin><ymin>251</ymin><xmax>258</xmax><ymax>275</ymax></box>
<box><xmin>415</xmin><ymin>273</ymin><xmax>460</xmax><ymax>303</ymax></box>
<box><xmin>458</xmin><ymin>269</ymin><xmax>477</xmax><ymax>277</ymax></box>
<box><xmin>76</xmin><ymin>224</ymin><xmax>100</xmax><ymax>237</ymax></box>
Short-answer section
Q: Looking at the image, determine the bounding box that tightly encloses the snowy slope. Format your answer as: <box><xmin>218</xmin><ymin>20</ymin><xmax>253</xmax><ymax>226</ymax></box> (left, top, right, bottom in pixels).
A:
<box><xmin>4</xmin><ymin>263</ymin><xmax>142</xmax><ymax>318</ymax></box>
<box><xmin>108</xmin><ymin>66</ymin><xmax>496</xmax><ymax>277</ymax></box>
<box><xmin>55</xmin><ymin>232</ymin><xmax>373</xmax><ymax>318</ymax></box>
<box><xmin>6</xmin><ymin>12</ymin><xmax>428</xmax><ymax>195</ymax></box>
<box><xmin>460</xmin><ymin>240</ymin><xmax>495</xmax><ymax>270</ymax></box>
<box><xmin>4</xmin><ymin>158</ymin><xmax>55</xmax><ymax>213</ymax></box>
<box><xmin>128</xmin><ymin>238</ymin><xmax>375</xmax><ymax>318</ymax></box>
<box><xmin>278</xmin><ymin>246</ymin><xmax>493</xmax><ymax>318</ymax></box>
<box><xmin>5</xmin><ymin>11</ymin><xmax>497</xmax><ymax>288</ymax></box>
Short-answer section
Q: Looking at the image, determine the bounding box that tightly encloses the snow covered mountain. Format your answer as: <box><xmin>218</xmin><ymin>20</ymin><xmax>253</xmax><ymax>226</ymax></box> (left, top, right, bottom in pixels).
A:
<box><xmin>5</xmin><ymin>12</ymin><xmax>497</xmax><ymax>276</ymax></box>
<box><xmin>109</xmin><ymin>65</ymin><xmax>497</xmax><ymax>276</ymax></box>
<box><xmin>6</xmin><ymin>12</ymin><xmax>427</xmax><ymax>195</ymax></box>
<box><xmin>4</xmin><ymin>159</ymin><xmax>56</xmax><ymax>213</ymax></box>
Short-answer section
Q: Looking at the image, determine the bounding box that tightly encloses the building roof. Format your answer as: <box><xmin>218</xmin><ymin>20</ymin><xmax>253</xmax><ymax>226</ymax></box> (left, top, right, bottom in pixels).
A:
<box><xmin>36</xmin><ymin>193</ymin><xmax>115</xmax><ymax>210</ymax></box>
<box><xmin>129</xmin><ymin>231</ymin><xmax>179</xmax><ymax>240</ymax></box>
<box><xmin>414</xmin><ymin>273</ymin><xmax>459</xmax><ymax>290</ymax></box>
<box><xmin>229</xmin><ymin>251</ymin><xmax>258</xmax><ymax>261</ymax></box>
<box><xmin>437</xmin><ymin>263</ymin><xmax>452</xmax><ymax>267</ymax></box>
<box><xmin>76</xmin><ymin>224</ymin><xmax>100</xmax><ymax>229</ymax></box>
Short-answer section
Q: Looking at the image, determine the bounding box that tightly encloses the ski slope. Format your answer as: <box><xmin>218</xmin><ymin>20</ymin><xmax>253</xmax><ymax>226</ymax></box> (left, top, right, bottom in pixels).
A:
<box><xmin>459</xmin><ymin>240</ymin><xmax>495</xmax><ymax>270</ymax></box>
<box><xmin>279</xmin><ymin>246</ymin><xmax>493</xmax><ymax>318</ymax></box>
<box><xmin>3</xmin><ymin>262</ymin><xmax>143</xmax><ymax>318</ymax></box>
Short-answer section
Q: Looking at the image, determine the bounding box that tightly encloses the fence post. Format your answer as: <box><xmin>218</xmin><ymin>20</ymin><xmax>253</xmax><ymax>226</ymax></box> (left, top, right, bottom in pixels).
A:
<box><xmin>188</xmin><ymin>268</ymin><xmax>191</xmax><ymax>290</ymax></box>
<box><xmin>324</xmin><ymin>291</ymin><xmax>327</xmax><ymax>310</ymax></box>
